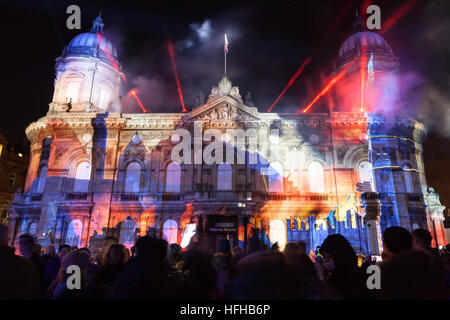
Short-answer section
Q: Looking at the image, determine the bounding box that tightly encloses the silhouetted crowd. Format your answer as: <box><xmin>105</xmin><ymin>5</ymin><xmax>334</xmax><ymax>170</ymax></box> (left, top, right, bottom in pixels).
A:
<box><xmin>0</xmin><ymin>223</ymin><xmax>449</xmax><ymax>300</ymax></box>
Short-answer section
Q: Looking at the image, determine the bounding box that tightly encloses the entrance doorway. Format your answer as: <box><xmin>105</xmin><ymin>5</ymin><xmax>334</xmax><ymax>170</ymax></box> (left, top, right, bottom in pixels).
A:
<box><xmin>206</xmin><ymin>215</ymin><xmax>238</xmax><ymax>251</ymax></box>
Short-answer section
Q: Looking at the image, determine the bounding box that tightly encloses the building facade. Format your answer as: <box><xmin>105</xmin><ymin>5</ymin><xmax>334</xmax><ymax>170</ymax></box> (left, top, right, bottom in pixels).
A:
<box><xmin>0</xmin><ymin>134</ymin><xmax>28</xmax><ymax>224</ymax></box>
<box><xmin>8</xmin><ymin>16</ymin><xmax>447</xmax><ymax>255</ymax></box>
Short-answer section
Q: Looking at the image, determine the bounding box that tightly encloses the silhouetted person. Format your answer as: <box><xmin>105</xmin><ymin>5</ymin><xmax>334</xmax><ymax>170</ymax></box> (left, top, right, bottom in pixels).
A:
<box><xmin>167</xmin><ymin>243</ymin><xmax>184</xmax><ymax>271</ymax></box>
<box><xmin>283</xmin><ymin>241</ymin><xmax>337</xmax><ymax>299</ymax></box>
<box><xmin>106</xmin><ymin>237</ymin><xmax>178</xmax><ymax>299</ymax></box>
<box><xmin>19</xmin><ymin>234</ymin><xmax>45</xmax><ymax>290</ymax></box>
<box><xmin>52</xmin><ymin>250</ymin><xmax>90</xmax><ymax>300</ymax></box>
<box><xmin>183</xmin><ymin>246</ymin><xmax>217</xmax><ymax>299</ymax></box>
<box><xmin>230</xmin><ymin>251</ymin><xmax>300</xmax><ymax>300</ymax></box>
<box><xmin>411</xmin><ymin>228</ymin><xmax>433</xmax><ymax>254</ymax></box>
<box><xmin>41</xmin><ymin>244</ymin><xmax>60</xmax><ymax>292</ymax></box>
<box><xmin>34</xmin><ymin>244</ymin><xmax>42</xmax><ymax>257</ymax></box>
<box><xmin>213</xmin><ymin>238</ymin><xmax>231</xmax><ymax>270</ymax></box>
<box><xmin>79</xmin><ymin>247</ymin><xmax>98</xmax><ymax>284</ymax></box>
<box><xmin>87</xmin><ymin>243</ymin><xmax>128</xmax><ymax>298</ymax></box>
<box><xmin>270</xmin><ymin>242</ymin><xmax>279</xmax><ymax>252</ymax></box>
<box><xmin>284</xmin><ymin>242</ymin><xmax>300</xmax><ymax>265</ymax></box>
<box><xmin>58</xmin><ymin>244</ymin><xmax>71</xmax><ymax>259</ymax></box>
<box><xmin>246</xmin><ymin>228</ymin><xmax>265</xmax><ymax>254</ymax></box>
<box><xmin>45</xmin><ymin>244</ymin><xmax>70</xmax><ymax>297</ymax></box>
<box><xmin>0</xmin><ymin>224</ymin><xmax>40</xmax><ymax>299</ymax></box>
<box><xmin>319</xmin><ymin>234</ymin><xmax>368</xmax><ymax>299</ymax></box>
<box><xmin>296</xmin><ymin>240</ymin><xmax>307</xmax><ymax>255</ymax></box>
<box><xmin>381</xmin><ymin>249</ymin><xmax>448</xmax><ymax>299</ymax></box>
<box><xmin>381</xmin><ymin>226</ymin><xmax>412</xmax><ymax>262</ymax></box>
<box><xmin>284</xmin><ymin>242</ymin><xmax>315</xmax><ymax>277</ymax></box>
<box><xmin>212</xmin><ymin>239</ymin><xmax>232</xmax><ymax>297</ymax></box>
<box><xmin>66</xmin><ymin>98</ymin><xmax>72</xmax><ymax>112</ymax></box>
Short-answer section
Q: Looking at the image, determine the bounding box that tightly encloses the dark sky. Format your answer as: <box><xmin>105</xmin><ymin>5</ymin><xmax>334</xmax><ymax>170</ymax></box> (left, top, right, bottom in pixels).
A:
<box><xmin>1</xmin><ymin>0</ymin><xmax>449</xmax><ymax>207</ymax></box>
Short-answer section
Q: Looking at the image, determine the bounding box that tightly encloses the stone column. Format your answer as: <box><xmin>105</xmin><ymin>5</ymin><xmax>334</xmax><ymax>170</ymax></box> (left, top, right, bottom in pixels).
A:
<box><xmin>362</xmin><ymin>191</ymin><xmax>382</xmax><ymax>255</ymax></box>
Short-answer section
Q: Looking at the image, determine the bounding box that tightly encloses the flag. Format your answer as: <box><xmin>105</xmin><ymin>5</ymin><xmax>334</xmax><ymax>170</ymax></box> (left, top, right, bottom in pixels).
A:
<box><xmin>224</xmin><ymin>34</ymin><xmax>228</xmax><ymax>54</ymax></box>
<box><xmin>367</xmin><ymin>52</ymin><xmax>374</xmax><ymax>83</ymax></box>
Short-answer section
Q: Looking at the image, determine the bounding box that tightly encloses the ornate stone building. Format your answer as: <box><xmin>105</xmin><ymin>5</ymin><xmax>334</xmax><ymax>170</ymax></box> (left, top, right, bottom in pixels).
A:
<box><xmin>0</xmin><ymin>134</ymin><xmax>28</xmax><ymax>224</ymax></box>
<box><xmin>7</xmin><ymin>16</ymin><xmax>447</xmax><ymax>254</ymax></box>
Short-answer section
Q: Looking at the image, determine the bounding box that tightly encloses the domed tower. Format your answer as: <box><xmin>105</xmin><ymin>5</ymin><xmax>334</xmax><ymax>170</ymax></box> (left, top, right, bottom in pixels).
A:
<box><xmin>334</xmin><ymin>11</ymin><xmax>400</xmax><ymax>112</ymax></box>
<box><xmin>332</xmin><ymin>13</ymin><xmax>436</xmax><ymax>246</ymax></box>
<box><xmin>49</xmin><ymin>15</ymin><xmax>122</xmax><ymax>114</ymax></box>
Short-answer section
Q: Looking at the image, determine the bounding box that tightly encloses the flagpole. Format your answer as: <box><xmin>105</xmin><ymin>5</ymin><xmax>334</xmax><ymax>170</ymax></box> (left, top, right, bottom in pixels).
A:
<box><xmin>225</xmin><ymin>51</ymin><xmax>227</xmax><ymax>75</ymax></box>
<box><xmin>224</xmin><ymin>34</ymin><xmax>228</xmax><ymax>76</ymax></box>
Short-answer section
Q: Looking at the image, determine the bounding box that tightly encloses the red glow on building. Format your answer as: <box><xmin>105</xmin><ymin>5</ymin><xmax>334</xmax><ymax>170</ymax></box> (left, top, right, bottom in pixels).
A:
<box><xmin>300</xmin><ymin>66</ymin><xmax>349</xmax><ymax>113</ymax></box>
<box><xmin>168</xmin><ymin>39</ymin><xmax>187</xmax><ymax>113</ymax></box>
<box><xmin>360</xmin><ymin>35</ymin><xmax>368</xmax><ymax>112</ymax></box>
<box><xmin>267</xmin><ymin>57</ymin><xmax>312</xmax><ymax>112</ymax></box>
<box><xmin>96</xmin><ymin>32</ymin><xmax>127</xmax><ymax>84</ymax></box>
<box><xmin>129</xmin><ymin>89</ymin><xmax>148</xmax><ymax>113</ymax></box>
<box><xmin>319</xmin><ymin>72</ymin><xmax>335</xmax><ymax>111</ymax></box>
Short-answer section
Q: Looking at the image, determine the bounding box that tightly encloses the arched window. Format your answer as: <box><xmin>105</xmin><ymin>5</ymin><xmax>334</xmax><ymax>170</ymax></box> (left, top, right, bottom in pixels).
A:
<box><xmin>166</xmin><ymin>162</ymin><xmax>181</xmax><ymax>193</ymax></box>
<box><xmin>74</xmin><ymin>161</ymin><xmax>91</xmax><ymax>192</ymax></box>
<box><xmin>66</xmin><ymin>219</ymin><xmax>83</xmax><ymax>247</ymax></box>
<box><xmin>124</xmin><ymin>162</ymin><xmax>141</xmax><ymax>193</ymax></box>
<box><xmin>98</xmin><ymin>87</ymin><xmax>111</xmax><ymax>110</ymax></box>
<box><xmin>404</xmin><ymin>168</ymin><xmax>414</xmax><ymax>193</ymax></box>
<box><xmin>268</xmin><ymin>162</ymin><xmax>283</xmax><ymax>192</ymax></box>
<box><xmin>66</xmin><ymin>81</ymin><xmax>80</xmax><ymax>103</ymax></box>
<box><xmin>163</xmin><ymin>219</ymin><xmax>178</xmax><ymax>244</ymax></box>
<box><xmin>269</xmin><ymin>219</ymin><xmax>286</xmax><ymax>250</ymax></box>
<box><xmin>37</xmin><ymin>166</ymin><xmax>47</xmax><ymax>193</ymax></box>
<box><xmin>358</xmin><ymin>161</ymin><xmax>371</xmax><ymax>183</ymax></box>
<box><xmin>217</xmin><ymin>163</ymin><xmax>232</xmax><ymax>191</ymax></box>
<box><xmin>308</xmin><ymin>162</ymin><xmax>325</xmax><ymax>193</ymax></box>
<box><xmin>28</xmin><ymin>222</ymin><xmax>37</xmax><ymax>236</ymax></box>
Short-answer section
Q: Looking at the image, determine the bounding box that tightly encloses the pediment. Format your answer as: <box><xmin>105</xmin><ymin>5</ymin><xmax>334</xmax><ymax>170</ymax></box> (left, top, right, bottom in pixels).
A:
<box><xmin>185</xmin><ymin>96</ymin><xmax>263</xmax><ymax>122</ymax></box>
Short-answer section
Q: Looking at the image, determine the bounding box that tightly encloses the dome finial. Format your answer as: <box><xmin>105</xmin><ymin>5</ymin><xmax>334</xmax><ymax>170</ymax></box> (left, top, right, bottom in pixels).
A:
<box><xmin>352</xmin><ymin>7</ymin><xmax>364</xmax><ymax>32</ymax></box>
<box><xmin>90</xmin><ymin>14</ymin><xmax>104</xmax><ymax>33</ymax></box>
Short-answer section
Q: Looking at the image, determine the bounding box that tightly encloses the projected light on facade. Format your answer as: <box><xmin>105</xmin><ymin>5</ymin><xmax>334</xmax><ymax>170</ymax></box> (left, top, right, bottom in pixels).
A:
<box><xmin>6</xmin><ymin>13</ymin><xmax>447</xmax><ymax>256</ymax></box>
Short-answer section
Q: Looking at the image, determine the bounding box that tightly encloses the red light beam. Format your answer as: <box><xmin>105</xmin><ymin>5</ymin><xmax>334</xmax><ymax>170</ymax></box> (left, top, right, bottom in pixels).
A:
<box><xmin>316</xmin><ymin>0</ymin><xmax>356</xmax><ymax>48</ymax></box>
<box><xmin>130</xmin><ymin>89</ymin><xmax>148</xmax><ymax>113</ymax></box>
<box><xmin>381</xmin><ymin>0</ymin><xmax>418</xmax><ymax>35</ymax></box>
<box><xmin>360</xmin><ymin>34</ymin><xmax>368</xmax><ymax>112</ymax></box>
<box><xmin>96</xmin><ymin>33</ymin><xmax>128</xmax><ymax>84</ymax></box>
<box><xmin>267</xmin><ymin>57</ymin><xmax>312</xmax><ymax>112</ymax></box>
<box><xmin>360</xmin><ymin>0</ymin><xmax>372</xmax><ymax>22</ymax></box>
<box><xmin>300</xmin><ymin>66</ymin><xmax>349</xmax><ymax>114</ymax></box>
<box><xmin>168</xmin><ymin>39</ymin><xmax>187</xmax><ymax>113</ymax></box>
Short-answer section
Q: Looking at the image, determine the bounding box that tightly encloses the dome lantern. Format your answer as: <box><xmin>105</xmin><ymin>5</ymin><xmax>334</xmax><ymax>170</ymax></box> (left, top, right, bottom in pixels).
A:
<box><xmin>90</xmin><ymin>15</ymin><xmax>104</xmax><ymax>34</ymax></box>
<box><xmin>336</xmin><ymin>10</ymin><xmax>399</xmax><ymax>74</ymax></box>
<box><xmin>48</xmin><ymin>14</ymin><xmax>122</xmax><ymax>114</ymax></box>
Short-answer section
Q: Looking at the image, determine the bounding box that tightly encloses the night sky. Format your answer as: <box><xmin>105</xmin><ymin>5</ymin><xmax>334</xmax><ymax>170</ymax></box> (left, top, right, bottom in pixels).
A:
<box><xmin>1</xmin><ymin>0</ymin><xmax>449</xmax><ymax>208</ymax></box>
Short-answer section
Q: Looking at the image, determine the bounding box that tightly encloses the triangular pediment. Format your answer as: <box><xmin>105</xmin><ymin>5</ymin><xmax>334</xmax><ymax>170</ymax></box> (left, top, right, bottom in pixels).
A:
<box><xmin>185</xmin><ymin>95</ymin><xmax>263</xmax><ymax>122</ymax></box>
<box><xmin>184</xmin><ymin>76</ymin><xmax>263</xmax><ymax>123</ymax></box>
